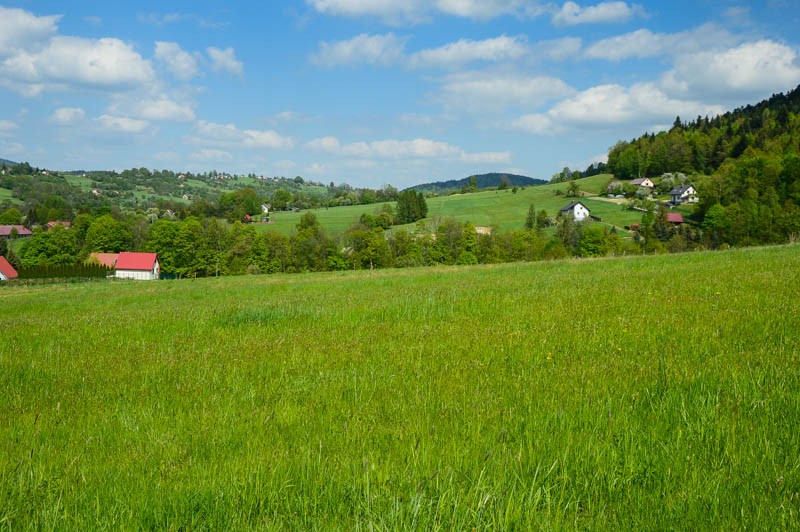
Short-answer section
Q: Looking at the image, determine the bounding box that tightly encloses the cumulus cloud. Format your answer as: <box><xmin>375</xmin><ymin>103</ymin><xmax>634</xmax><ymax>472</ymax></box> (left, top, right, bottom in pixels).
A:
<box><xmin>408</xmin><ymin>35</ymin><xmax>529</xmax><ymax>68</ymax></box>
<box><xmin>155</xmin><ymin>41</ymin><xmax>199</xmax><ymax>80</ymax></box>
<box><xmin>50</xmin><ymin>107</ymin><xmax>86</xmax><ymax>125</ymax></box>
<box><xmin>552</xmin><ymin>1</ymin><xmax>641</xmax><ymax>26</ymax></box>
<box><xmin>0</xmin><ymin>6</ymin><xmax>60</xmax><ymax>55</ymax></box>
<box><xmin>512</xmin><ymin>83</ymin><xmax>724</xmax><ymax>134</ymax></box>
<box><xmin>661</xmin><ymin>40</ymin><xmax>800</xmax><ymax>101</ymax></box>
<box><xmin>306</xmin><ymin>135</ymin><xmax>510</xmax><ymax>163</ymax></box>
<box><xmin>190</xmin><ymin>148</ymin><xmax>232</xmax><ymax>162</ymax></box>
<box><xmin>1</xmin><ymin>36</ymin><xmax>155</xmax><ymax>96</ymax></box>
<box><xmin>191</xmin><ymin>120</ymin><xmax>293</xmax><ymax>150</ymax></box>
<box><xmin>311</xmin><ymin>33</ymin><xmax>407</xmax><ymax>67</ymax></box>
<box><xmin>207</xmin><ymin>46</ymin><xmax>243</xmax><ymax>76</ymax></box>
<box><xmin>128</xmin><ymin>98</ymin><xmax>196</xmax><ymax>122</ymax></box>
<box><xmin>584</xmin><ymin>24</ymin><xmax>736</xmax><ymax>61</ymax></box>
<box><xmin>438</xmin><ymin>72</ymin><xmax>573</xmax><ymax>112</ymax></box>
<box><xmin>95</xmin><ymin>114</ymin><xmax>150</xmax><ymax>134</ymax></box>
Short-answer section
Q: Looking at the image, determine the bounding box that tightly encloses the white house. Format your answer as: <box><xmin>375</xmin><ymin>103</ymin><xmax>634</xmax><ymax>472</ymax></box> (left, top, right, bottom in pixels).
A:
<box><xmin>115</xmin><ymin>252</ymin><xmax>160</xmax><ymax>280</ymax></box>
<box><xmin>669</xmin><ymin>184</ymin><xmax>698</xmax><ymax>205</ymax></box>
<box><xmin>559</xmin><ymin>201</ymin><xmax>591</xmax><ymax>222</ymax></box>
<box><xmin>0</xmin><ymin>256</ymin><xmax>18</xmax><ymax>281</ymax></box>
<box><xmin>630</xmin><ymin>177</ymin><xmax>654</xmax><ymax>188</ymax></box>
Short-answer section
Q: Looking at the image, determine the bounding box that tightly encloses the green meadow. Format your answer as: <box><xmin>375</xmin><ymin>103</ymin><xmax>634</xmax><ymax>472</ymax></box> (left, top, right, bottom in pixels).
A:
<box><xmin>2</xmin><ymin>245</ymin><xmax>799</xmax><ymax>528</ymax></box>
<box><xmin>261</xmin><ymin>174</ymin><xmax>641</xmax><ymax>235</ymax></box>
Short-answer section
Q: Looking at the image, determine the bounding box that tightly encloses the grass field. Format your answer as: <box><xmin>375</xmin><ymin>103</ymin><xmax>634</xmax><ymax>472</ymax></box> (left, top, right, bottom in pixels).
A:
<box><xmin>0</xmin><ymin>187</ymin><xmax>22</xmax><ymax>205</ymax></box>
<box><xmin>2</xmin><ymin>245</ymin><xmax>798</xmax><ymax>528</ymax></box>
<box><xmin>260</xmin><ymin>174</ymin><xmax>647</xmax><ymax>235</ymax></box>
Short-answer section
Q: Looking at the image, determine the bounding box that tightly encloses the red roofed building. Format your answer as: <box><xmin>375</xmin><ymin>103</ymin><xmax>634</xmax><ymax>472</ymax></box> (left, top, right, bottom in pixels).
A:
<box><xmin>0</xmin><ymin>256</ymin><xmax>18</xmax><ymax>281</ymax></box>
<box><xmin>0</xmin><ymin>225</ymin><xmax>32</xmax><ymax>239</ymax></box>
<box><xmin>115</xmin><ymin>252</ymin><xmax>160</xmax><ymax>280</ymax></box>
<box><xmin>47</xmin><ymin>221</ymin><xmax>72</xmax><ymax>229</ymax></box>
<box><xmin>666</xmin><ymin>213</ymin><xmax>684</xmax><ymax>224</ymax></box>
<box><xmin>88</xmin><ymin>252</ymin><xmax>119</xmax><ymax>268</ymax></box>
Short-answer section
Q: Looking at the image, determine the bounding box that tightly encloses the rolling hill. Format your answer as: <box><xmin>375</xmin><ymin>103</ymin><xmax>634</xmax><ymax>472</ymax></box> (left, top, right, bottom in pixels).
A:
<box><xmin>408</xmin><ymin>172</ymin><xmax>546</xmax><ymax>194</ymax></box>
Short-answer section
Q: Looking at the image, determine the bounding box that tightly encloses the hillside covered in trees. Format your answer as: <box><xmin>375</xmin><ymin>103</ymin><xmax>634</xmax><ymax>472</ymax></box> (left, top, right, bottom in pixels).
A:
<box><xmin>409</xmin><ymin>173</ymin><xmax>546</xmax><ymax>194</ymax></box>
<box><xmin>605</xmin><ymin>84</ymin><xmax>800</xmax><ymax>246</ymax></box>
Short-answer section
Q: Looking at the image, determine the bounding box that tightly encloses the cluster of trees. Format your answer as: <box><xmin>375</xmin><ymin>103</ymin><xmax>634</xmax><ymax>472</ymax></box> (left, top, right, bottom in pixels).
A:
<box><xmin>395</xmin><ymin>190</ymin><xmax>428</xmax><ymax>224</ymax></box>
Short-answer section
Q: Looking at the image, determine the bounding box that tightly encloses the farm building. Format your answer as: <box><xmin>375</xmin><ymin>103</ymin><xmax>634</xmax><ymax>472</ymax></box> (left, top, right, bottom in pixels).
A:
<box><xmin>88</xmin><ymin>253</ymin><xmax>119</xmax><ymax>268</ymax></box>
<box><xmin>0</xmin><ymin>256</ymin><xmax>18</xmax><ymax>281</ymax></box>
<box><xmin>0</xmin><ymin>225</ymin><xmax>32</xmax><ymax>239</ymax></box>
<box><xmin>559</xmin><ymin>201</ymin><xmax>591</xmax><ymax>222</ymax></box>
<box><xmin>669</xmin><ymin>184</ymin><xmax>698</xmax><ymax>205</ymax></box>
<box><xmin>115</xmin><ymin>252</ymin><xmax>160</xmax><ymax>280</ymax></box>
<box><xmin>665</xmin><ymin>212</ymin><xmax>684</xmax><ymax>224</ymax></box>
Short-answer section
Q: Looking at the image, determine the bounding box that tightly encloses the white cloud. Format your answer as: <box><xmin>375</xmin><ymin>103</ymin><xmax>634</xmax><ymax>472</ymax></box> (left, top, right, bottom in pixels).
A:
<box><xmin>438</xmin><ymin>72</ymin><xmax>573</xmax><ymax>111</ymax></box>
<box><xmin>129</xmin><ymin>98</ymin><xmax>196</xmax><ymax>122</ymax></box>
<box><xmin>531</xmin><ymin>37</ymin><xmax>583</xmax><ymax>61</ymax></box>
<box><xmin>50</xmin><ymin>107</ymin><xmax>86</xmax><ymax>125</ymax></box>
<box><xmin>95</xmin><ymin>114</ymin><xmax>150</xmax><ymax>134</ymax></box>
<box><xmin>0</xmin><ymin>120</ymin><xmax>18</xmax><ymax>137</ymax></box>
<box><xmin>1</xmin><ymin>36</ymin><xmax>155</xmax><ymax>96</ymax></box>
<box><xmin>409</xmin><ymin>35</ymin><xmax>529</xmax><ymax>68</ymax></box>
<box><xmin>306</xmin><ymin>135</ymin><xmax>510</xmax><ymax>163</ymax></box>
<box><xmin>207</xmin><ymin>46</ymin><xmax>243</xmax><ymax>76</ymax></box>
<box><xmin>190</xmin><ymin>120</ymin><xmax>293</xmax><ymax>150</ymax></box>
<box><xmin>585</xmin><ymin>25</ymin><xmax>736</xmax><ymax>61</ymax></box>
<box><xmin>311</xmin><ymin>33</ymin><xmax>407</xmax><ymax>67</ymax></box>
<box><xmin>155</xmin><ymin>41</ymin><xmax>199</xmax><ymax>80</ymax></box>
<box><xmin>0</xmin><ymin>6</ymin><xmax>60</xmax><ymax>55</ymax></box>
<box><xmin>306</xmin><ymin>0</ymin><xmax>547</xmax><ymax>24</ymax></box>
<box><xmin>661</xmin><ymin>40</ymin><xmax>800</xmax><ymax>101</ymax></box>
<box><xmin>513</xmin><ymin>83</ymin><xmax>725</xmax><ymax>134</ymax></box>
<box><xmin>190</xmin><ymin>148</ymin><xmax>232</xmax><ymax>162</ymax></box>
<box><xmin>552</xmin><ymin>1</ymin><xmax>640</xmax><ymax>26</ymax></box>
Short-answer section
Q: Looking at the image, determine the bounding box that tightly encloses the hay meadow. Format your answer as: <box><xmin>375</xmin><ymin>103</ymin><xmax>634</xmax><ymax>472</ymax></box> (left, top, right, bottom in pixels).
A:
<box><xmin>1</xmin><ymin>245</ymin><xmax>799</xmax><ymax>528</ymax></box>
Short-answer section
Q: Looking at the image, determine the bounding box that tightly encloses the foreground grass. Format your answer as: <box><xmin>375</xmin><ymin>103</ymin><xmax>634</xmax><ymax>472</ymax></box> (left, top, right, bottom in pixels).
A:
<box><xmin>1</xmin><ymin>245</ymin><xmax>799</xmax><ymax>528</ymax></box>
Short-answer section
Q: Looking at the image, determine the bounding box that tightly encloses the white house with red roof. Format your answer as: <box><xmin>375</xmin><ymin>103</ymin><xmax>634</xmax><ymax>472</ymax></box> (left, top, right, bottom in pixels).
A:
<box><xmin>115</xmin><ymin>252</ymin><xmax>160</xmax><ymax>280</ymax></box>
<box><xmin>0</xmin><ymin>256</ymin><xmax>18</xmax><ymax>281</ymax></box>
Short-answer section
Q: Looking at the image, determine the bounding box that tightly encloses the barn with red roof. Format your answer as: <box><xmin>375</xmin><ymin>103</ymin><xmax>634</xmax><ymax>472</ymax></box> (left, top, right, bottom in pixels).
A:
<box><xmin>115</xmin><ymin>252</ymin><xmax>160</xmax><ymax>280</ymax></box>
<box><xmin>0</xmin><ymin>256</ymin><xmax>18</xmax><ymax>281</ymax></box>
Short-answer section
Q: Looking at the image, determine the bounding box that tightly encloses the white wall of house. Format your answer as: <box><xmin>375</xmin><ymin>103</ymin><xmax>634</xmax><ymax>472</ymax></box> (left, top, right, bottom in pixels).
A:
<box><xmin>572</xmin><ymin>204</ymin><xmax>590</xmax><ymax>221</ymax></box>
<box><xmin>115</xmin><ymin>260</ymin><xmax>159</xmax><ymax>280</ymax></box>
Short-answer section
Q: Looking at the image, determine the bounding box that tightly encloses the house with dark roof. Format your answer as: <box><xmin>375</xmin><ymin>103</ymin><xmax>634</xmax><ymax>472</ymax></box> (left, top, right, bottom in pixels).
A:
<box><xmin>0</xmin><ymin>225</ymin><xmax>32</xmax><ymax>239</ymax></box>
<box><xmin>630</xmin><ymin>177</ymin><xmax>654</xmax><ymax>188</ymax></box>
<box><xmin>559</xmin><ymin>201</ymin><xmax>591</xmax><ymax>222</ymax></box>
<box><xmin>115</xmin><ymin>252</ymin><xmax>160</xmax><ymax>280</ymax></box>
<box><xmin>669</xmin><ymin>184</ymin><xmax>698</xmax><ymax>205</ymax></box>
<box><xmin>0</xmin><ymin>256</ymin><xmax>18</xmax><ymax>281</ymax></box>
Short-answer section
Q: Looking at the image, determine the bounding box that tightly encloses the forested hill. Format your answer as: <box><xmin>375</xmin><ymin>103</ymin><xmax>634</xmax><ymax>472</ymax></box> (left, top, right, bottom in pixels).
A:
<box><xmin>606</xmin><ymin>84</ymin><xmax>800</xmax><ymax>180</ymax></box>
<box><xmin>0</xmin><ymin>158</ymin><xmax>17</xmax><ymax>166</ymax></box>
<box><xmin>409</xmin><ymin>173</ymin><xmax>546</xmax><ymax>193</ymax></box>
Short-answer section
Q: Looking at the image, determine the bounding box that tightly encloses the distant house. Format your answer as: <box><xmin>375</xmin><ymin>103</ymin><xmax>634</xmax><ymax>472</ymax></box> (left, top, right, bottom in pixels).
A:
<box><xmin>0</xmin><ymin>225</ymin><xmax>32</xmax><ymax>239</ymax></box>
<box><xmin>115</xmin><ymin>252</ymin><xmax>159</xmax><ymax>280</ymax></box>
<box><xmin>669</xmin><ymin>184</ymin><xmax>698</xmax><ymax>205</ymax></box>
<box><xmin>630</xmin><ymin>177</ymin><xmax>654</xmax><ymax>188</ymax></box>
<box><xmin>88</xmin><ymin>252</ymin><xmax>119</xmax><ymax>268</ymax></box>
<box><xmin>0</xmin><ymin>256</ymin><xmax>18</xmax><ymax>281</ymax></box>
<box><xmin>261</xmin><ymin>203</ymin><xmax>271</xmax><ymax>214</ymax></box>
<box><xmin>559</xmin><ymin>201</ymin><xmax>591</xmax><ymax>222</ymax></box>
<box><xmin>665</xmin><ymin>212</ymin><xmax>684</xmax><ymax>224</ymax></box>
<box><xmin>47</xmin><ymin>221</ymin><xmax>72</xmax><ymax>230</ymax></box>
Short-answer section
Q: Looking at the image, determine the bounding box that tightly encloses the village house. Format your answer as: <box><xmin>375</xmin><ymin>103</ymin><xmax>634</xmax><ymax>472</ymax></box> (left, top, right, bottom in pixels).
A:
<box><xmin>630</xmin><ymin>177</ymin><xmax>655</xmax><ymax>188</ymax></box>
<box><xmin>46</xmin><ymin>221</ymin><xmax>72</xmax><ymax>230</ymax></box>
<box><xmin>114</xmin><ymin>252</ymin><xmax>160</xmax><ymax>280</ymax></box>
<box><xmin>669</xmin><ymin>184</ymin><xmax>698</xmax><ymax>205</ymax></box>
<box><xmin>665</xmin><ymin>212</ymin><xmax>684</xmax><ymax>224</ymax></box>
<box><xmin>0</xmin><ymin>225</ymin><xmax>32</xmax><ymax>239</ymax></box>
<box><xmin>559</xmin><ymin>201</ymin><xmax>591</xmax><ymax>222</ymax></box>
<box><xmin>0</xmin><ymin>256</ymin><xmax>18</xmax><ymax>281</ymax></box>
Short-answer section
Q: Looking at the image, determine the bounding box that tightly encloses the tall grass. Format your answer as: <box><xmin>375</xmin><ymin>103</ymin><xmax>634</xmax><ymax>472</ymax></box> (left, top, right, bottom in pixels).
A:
<box><xmin>1</xmin><ymin>245</ymin><xmax>799</xmax><ymax>528</ymax></box>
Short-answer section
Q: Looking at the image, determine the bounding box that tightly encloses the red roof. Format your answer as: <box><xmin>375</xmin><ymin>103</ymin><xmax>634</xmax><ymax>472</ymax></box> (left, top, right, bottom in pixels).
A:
<box><xmin>666</xmin><ymin>213</ymin><xmax>684</xmax><ymax>223</ymax></box>
<box><xmin>0</xmin><ymin>256</ymin><xmax>18</xmax><ymax>280</ymax></box>
<box><xmin>89</xmin><ymin>252</ymin><xmax>119</xmax><ymax>268</ymax></box>
<box><xmin>47</xmin><ymin>221</ymin><xmax>72</xmax><ymax>229</ymax></box>
<box><xmin>0</xmin><ymin>225</ymin><xmax>32</xmax><ymax>237</ymax></box>
<box><xmin>115</xmin><ymin>252</ymin><xmax>158</xmax><ymax>271</ymax></box>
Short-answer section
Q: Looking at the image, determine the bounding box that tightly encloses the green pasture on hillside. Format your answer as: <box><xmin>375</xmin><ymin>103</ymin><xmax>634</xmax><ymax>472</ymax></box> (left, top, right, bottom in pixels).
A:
<box><xmin>259</xmin><ymin>174</ymin><xmax>653</xmax><ymax>235</ymax></box>
<box><xmin>0</xmin><ymin>187</ymin><xmax>22</xmax><ymax>205</ymax></box>
<box><xmin>1</xmin><ymin>245</ymin><xmax>799</xmax><ymax>528</ymax></box>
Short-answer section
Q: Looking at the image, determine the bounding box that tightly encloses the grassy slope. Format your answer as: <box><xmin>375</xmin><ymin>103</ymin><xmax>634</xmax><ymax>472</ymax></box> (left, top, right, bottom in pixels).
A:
<box><xmin>0</xmin><ymin>187</ymin><xmax>22</xmax><ymax>205</ymax></box>
<box><xmin>261</xmin><ymin>174</ymin><xmax>647</xmax><ymax>235</ymax></box>
<box><xmin>1</xmin><ymin>245</ymin><xmax>799</xmax><ymax>528</ymax></box>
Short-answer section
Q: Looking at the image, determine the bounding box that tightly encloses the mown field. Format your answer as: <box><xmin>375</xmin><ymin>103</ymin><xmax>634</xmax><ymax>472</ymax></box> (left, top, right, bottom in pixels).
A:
<box><xmin>261</xmin><ymin>174</ymin><xmax>644</xmax><ymax>235</ymax></box>
<box><xmin>2</xmin><ymin>245</ymin><xmax>799</xmax><ymax>528</ymax></box>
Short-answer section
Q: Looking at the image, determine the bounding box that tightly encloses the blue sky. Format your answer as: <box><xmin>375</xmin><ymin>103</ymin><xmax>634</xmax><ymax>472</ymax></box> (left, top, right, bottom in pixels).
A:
<box><xmin>1</xmin><ymin>1</ymin><xmax>799</xmax><ymax>188</ymax></box>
